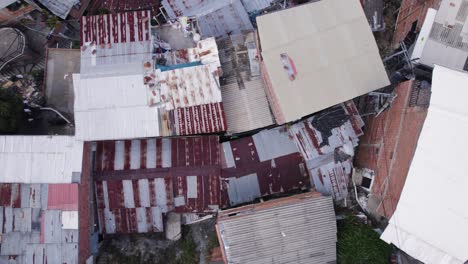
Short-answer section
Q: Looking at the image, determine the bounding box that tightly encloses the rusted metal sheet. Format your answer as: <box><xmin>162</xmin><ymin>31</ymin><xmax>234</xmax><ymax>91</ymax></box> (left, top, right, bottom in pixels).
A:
<box><xmin>289</xmin><ymin>102</ymin><xmax>364</xmax><ymax>201</ymax></box>
<box><xmin>221</xmin><ymin>128</ymin><xmax>310</xmax><ymax>207</ymax></box>
<box><xmin>94</xmin><ymin>136</ymin><xmax>221</xmax><ymax>234</ymax></box>
<box><xmin>80</xmin><ymin>10</ymin><xmax>151</xmax><ymax>46</ymax></box>
<box><xmin>47</xmin><ymin>184</ymin><xmax>79</xmax><ymax>211</ymax></box>
<box><xmin>88</xmin><ymin>0</ymin><xmax>161</xmax><ymax>14</ymax></box>
<box><xmin>171</xmin><ymin>103</ymin><xmax>227</xmax><ymax>135</ymax></box>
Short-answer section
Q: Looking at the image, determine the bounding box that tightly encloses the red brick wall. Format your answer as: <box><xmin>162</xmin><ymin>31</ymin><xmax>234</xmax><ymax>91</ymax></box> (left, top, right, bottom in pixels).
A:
<box><xmin>79</xmin><ymin>142</ymin><xmax>92</xmax><ymax>264</ymax></box>
<box><xmin>355</xmin><ymin>81</ymin><xmax>428</xmax><ymax>219</ymax></box>
<box><xmin>392</xmin><ymin>0</ymin><xmax>442</xmax><ymax>46</ymax></box>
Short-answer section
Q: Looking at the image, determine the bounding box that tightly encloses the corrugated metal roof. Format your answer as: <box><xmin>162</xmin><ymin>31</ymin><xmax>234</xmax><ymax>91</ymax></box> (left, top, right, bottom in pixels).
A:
<box><xmin>80</xmin><ymin>11</ymin><xmax>152</xmax><ymax>77</ymax></box>
<box><xmin>168</xmin><ymin>102</ymin><xmax>227</xmax><ymax>135</ymax></box>
<box><xmin>0</xmin><ymin>183</ymin><xmax>79</xmax><ymax>263</ymax></box>
<box><xmin>218</xmin><ymin>32</ymin><xmax>274</xmax><ymax>134</ymax></box>
<box><xmin>93</xmin><ymin>136</ymin><xmax>222</xmax><ymax>234</ymax></box>
<box><xmin>73</xmin><ymin>73</ymin><xmax>160</xmax><ymax>141</ymax></box>
<box><xmin>161</xmin><ymin>0</ymin><xmax>254</xmax><ymax>38</ymax></box>
<box><xmin>257</xmin><ymin>0</ymin><xmax>389</xmax><ymax>124</ymax></box>
<box><xmin>0</xmin><ymin>136</ymin><xmax>83</xmax><ymax>184</ymax></box>
<box><xmin>80</xmin><ymin>10</ymin><xmax>151</xmax><ymax>46</ymax></box>
<box><xmin>217</xmin><ymin>193</ymin><xmax>337</xmax><ymax>264</ymax></box>
<box><xmin>155</xmin><ymin>63</ymin><xmax>222</xmax><ymax>110</ymax></box>
<box><xmin>289</xmin><ymin>102</ymin><xmax>364</xmax><ymax>201</ymax></box>
<box><xmin>149</xmin><ymin>38</ymin><xmax>221</xmax><ymax>108</ymax></box>
<box><xmin>380</xmin><ymin>66</ymin><xmax>468</xmax><ymax>264</ymax></box>
<box><xmin>221</xmin><ymin>127</ymin><xmax>310</xmax><ymax>207</ymax></box>
<box><xmin>36</xmin><ymin>0</ymin><xmax>76</xmax><ymax>19</ymax></box>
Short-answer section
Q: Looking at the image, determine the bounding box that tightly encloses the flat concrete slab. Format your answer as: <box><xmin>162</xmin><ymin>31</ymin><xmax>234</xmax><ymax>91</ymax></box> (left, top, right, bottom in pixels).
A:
<box><xmin>45</xmin><ymin>48</ymin><xmax>80</xmax><ymax>118</ymax></box>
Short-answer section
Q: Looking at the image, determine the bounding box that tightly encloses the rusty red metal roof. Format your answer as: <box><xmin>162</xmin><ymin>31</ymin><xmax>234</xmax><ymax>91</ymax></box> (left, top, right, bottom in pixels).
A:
<box><xmin>88</xmin><ymin>0</ymin><xmax>160</xmax><ymax>14</ymax></box>
<box><xmin>80</xmin><ymin>10</ymin><xmax>151</xmax><ymax>46</ymax></box>
<box><xmin>93</xmin><ymin>136</ymin><xmax>222</xmax><ymax>235</ymax></box>
<box><xmin>221</xmin><ymin>127</ymin><xmax>311</xmax><ymax>207</ymax></box>
<box><xmin>47</xmin><ymin>184</ymin><xmax>79</xmax><ymax>211</ymax></box>
<box><xmin>168</xmin><ymin>103</ymin><xmax>227</xmax><ymax>136</ymax></box>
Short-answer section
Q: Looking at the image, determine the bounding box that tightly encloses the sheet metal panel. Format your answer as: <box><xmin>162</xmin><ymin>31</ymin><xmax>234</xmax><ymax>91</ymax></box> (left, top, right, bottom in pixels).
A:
<box><xmin>226</xmin><ymin>173</ymin><xmax>261</xmax><ymax>206</ymax></box>
<box><xmin>43</xmin><ymin>210</ymin><xmax>62</xmax><ymax>244</ymax></box>
<box><xmin>13</xmin><ymin>208</ymin><xmax>31</xmax><ymax>232</ymax></box>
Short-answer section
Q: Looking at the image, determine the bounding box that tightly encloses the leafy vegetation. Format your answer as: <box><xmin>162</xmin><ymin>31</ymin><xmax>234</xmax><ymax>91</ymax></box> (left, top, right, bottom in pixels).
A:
<box><xmin>337</xmin><ymin>216</ymin><xmax>393</xmax><ymax>264</ymax></box>
<box><xmin>0</xmin><ymin>88</ymin><xmax>23</xmax><ymax>133</ymax></box>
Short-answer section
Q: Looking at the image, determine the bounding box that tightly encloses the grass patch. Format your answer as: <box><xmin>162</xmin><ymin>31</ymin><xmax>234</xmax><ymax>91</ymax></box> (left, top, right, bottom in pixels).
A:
<box><xmin>337</xmin><ymin>216</ymin><xmax>392</xmax><ymax>264</ymax></box>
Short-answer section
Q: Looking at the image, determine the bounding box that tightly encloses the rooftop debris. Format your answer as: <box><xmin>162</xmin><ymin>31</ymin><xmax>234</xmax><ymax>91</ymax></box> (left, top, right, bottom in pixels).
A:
<box><xmin>0</xmin><ymin>183</ymin><xmax>79</xmax><ymax>264</ymax></box>
<box><xmin>289</xmin><ymin>101</ymin><xmax>365</xmax><ymax>201</ymax></box>
<box><xmin>380</xmin><ymin>66</ymin><xmax>468</xmax><ymax>264</ymax></box>
<box><xmin>257</xmin><ymin>0</ymin><xmax>390</xmax><ymax>124</ymax></box>
<box><xmin>217</xmin><ymin>192</ymin><xmax>337</xmax><ymax>264</ymax></box>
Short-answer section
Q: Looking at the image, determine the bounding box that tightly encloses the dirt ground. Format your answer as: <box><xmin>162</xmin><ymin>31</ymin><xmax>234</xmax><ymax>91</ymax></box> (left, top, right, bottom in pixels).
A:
<box><xmin>96</xmin><ymin>219</ymin><xmax>219</xmax><ymax>264</ymax></box>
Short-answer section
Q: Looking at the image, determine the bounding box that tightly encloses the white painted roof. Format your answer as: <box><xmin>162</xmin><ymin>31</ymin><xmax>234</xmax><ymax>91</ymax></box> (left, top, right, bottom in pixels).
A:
<box><xmin>0</xmin><ymin>136</ymin><xmax>83</xmax><ymax>183</ymax></box>
<box><xmin>380</xmin><ymin>66</ymin><xmax>468</xmax><ymax>264</ymax></box>
<box><xmin>73</xmin><ymin>73</ymin><xmax>160</xmax><ymax>141</ymax></box>
<box><xmin>256</xmin><ymin>0</ymin><xmax>389</xmax><ymax>123</ymax></box>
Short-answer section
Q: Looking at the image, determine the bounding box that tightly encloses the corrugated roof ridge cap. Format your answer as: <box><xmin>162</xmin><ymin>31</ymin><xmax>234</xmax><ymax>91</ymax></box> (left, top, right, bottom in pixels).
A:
<box><xmin>218</xmin><ymin>192</ymin><xmax>328</xmax><ymax>219</ymax></box>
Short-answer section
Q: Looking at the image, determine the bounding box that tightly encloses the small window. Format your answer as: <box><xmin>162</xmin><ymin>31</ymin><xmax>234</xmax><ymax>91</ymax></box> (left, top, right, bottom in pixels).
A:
<box><xmin>463</xmin><ymin>56</ymin><xmax>468</xmax><ymax>72</ymax></box>
<box><xmin>361</xmin><ymin>177</ymin><xmax>372</xmax><ymax>189</ymax></box>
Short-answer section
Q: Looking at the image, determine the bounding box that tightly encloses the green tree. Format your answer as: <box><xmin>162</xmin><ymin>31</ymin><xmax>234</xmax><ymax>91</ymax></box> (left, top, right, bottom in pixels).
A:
<box><xmin>337</xmin><ymin>216</ymin><xmax>393</xmax><ymax>264</ymax></box>
<box><xmin>0</xmin><ymin>88</ymin><xmax>23</xmax><ymax>133</ymax></box>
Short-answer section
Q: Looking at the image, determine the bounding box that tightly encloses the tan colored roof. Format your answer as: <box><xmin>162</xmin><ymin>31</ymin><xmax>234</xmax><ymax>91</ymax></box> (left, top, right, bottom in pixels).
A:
<box><xmin>257</xmin><ymin>0</ymin><xmax>389</xmax><ymax>123</ymax></box>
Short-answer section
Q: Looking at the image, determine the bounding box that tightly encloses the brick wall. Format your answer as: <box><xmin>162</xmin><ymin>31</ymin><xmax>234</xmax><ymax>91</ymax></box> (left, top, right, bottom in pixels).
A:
<box><xmin>79</xmin><ymin>142</ymin><xmax>92</xmax><ymax>264</ymax></box>
<box><xmin>392</xmin><ymin>0</ymin><xmax>442</xmax><ymax>46</ymax></box>
<box><xmin>355</xmin><ymin>80</ymin><xmax>428</xmax><ymax>219</ymax></box>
